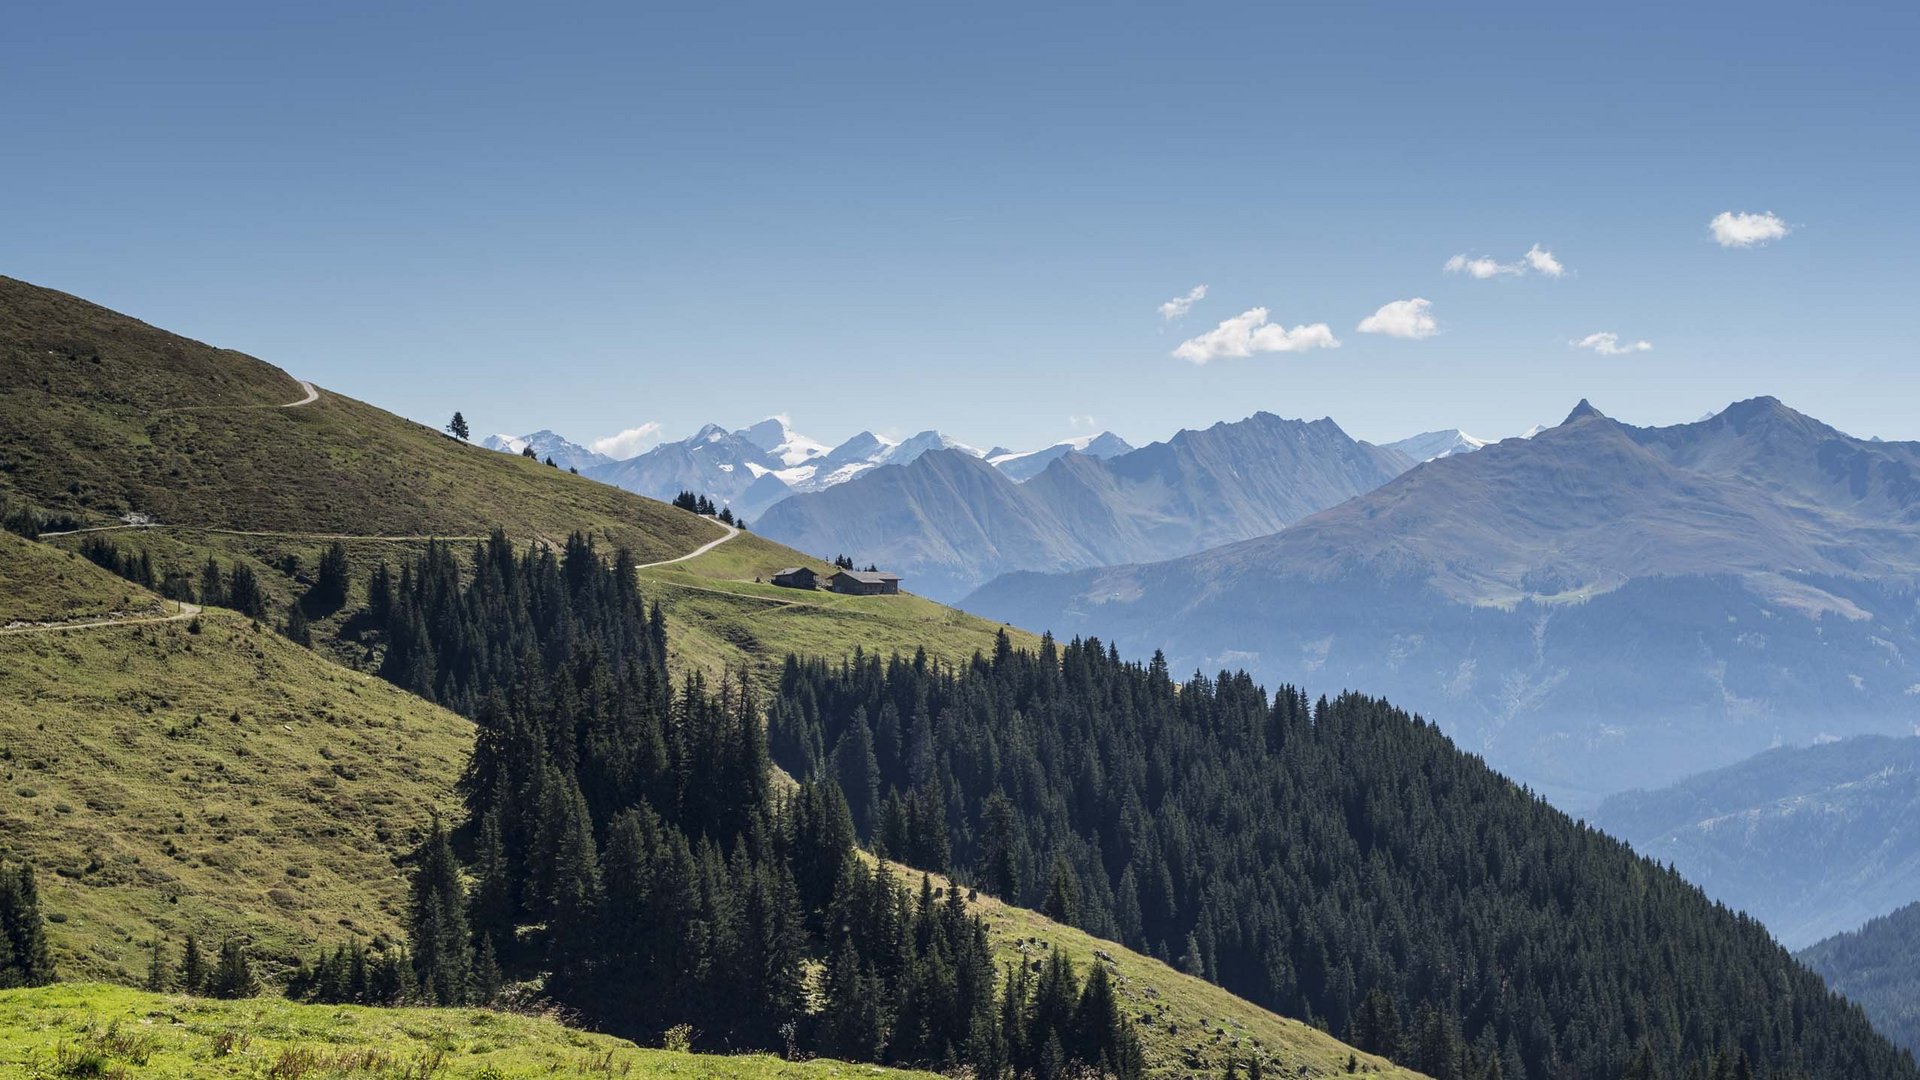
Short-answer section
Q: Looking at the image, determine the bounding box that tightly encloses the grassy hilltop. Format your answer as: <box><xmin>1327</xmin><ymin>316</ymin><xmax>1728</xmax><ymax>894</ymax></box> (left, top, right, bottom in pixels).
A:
<box><xmin>639</xmin><ymin>530</ymin><xmax>1039</xmax><ymax>684</ymax></box>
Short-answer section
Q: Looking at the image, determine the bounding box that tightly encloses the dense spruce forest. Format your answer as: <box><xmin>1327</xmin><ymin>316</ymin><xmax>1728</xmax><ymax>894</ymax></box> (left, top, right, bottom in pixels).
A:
<box><xmin>766</xmin><ymin>638</ymin><xmax>1918</xmax><ymax>1080</ymax></box>
<box><xmin>348</xmin><ymin>533</ymin><xmax>1144</xmax><ymax>1077</ymax></box>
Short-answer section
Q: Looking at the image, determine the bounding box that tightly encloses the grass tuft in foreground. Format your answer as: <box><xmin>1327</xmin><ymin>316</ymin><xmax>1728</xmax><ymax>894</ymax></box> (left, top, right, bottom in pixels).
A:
<box><xmin>0</xmin><ymin>983</ymin><xmax>942</xmax><ymax>1078</ymax></box>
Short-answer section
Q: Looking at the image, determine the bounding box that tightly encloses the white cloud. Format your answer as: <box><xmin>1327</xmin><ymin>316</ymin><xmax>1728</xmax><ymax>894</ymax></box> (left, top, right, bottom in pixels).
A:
<box><xmin>1357</xmin><ymin>298</ymin><xmax>1439</xmax><ymax>339</ymax></box>
<box><xmin>1572</xmin><ymin>332</ymin><xmax>1653</xmax><ymax>356</ymax></box>
<box><xmin>1068</xmin><ymin>414</ymin><xmax>1097</xmax><ymax>430</ymax></box>
<box><xmin>1446</xmin><ymin>243</ymin><xmax>1570</xmax><ymax>279</ymax></box>
<box><xmin>1524</xmin><ymin>244</ymin><xmax>1566</xmax><ymax>278</ymax></box>
<box><xmin>1173</xmin><ymin>307</ymin><xmax>1340</xmax><ymax>364</ymax></box>
<box><xmin>589</xmin><ymin>422</ymin><xmax>663</xmax><ymax>459</ymax></box>
<box><xmin>1710</xmin><ymin>210</ymin><xmax>1791</xmax><ymax>247</ymax></box>
<box><xmin>1158</xmin><ymin>284</ymin><xmax>1208</xmax><ymax>321</ymax></box>
<box><xmin>1444</xmin><ymin>254</ymin><xmax>1522</xmax><ymax>279</ymax></box>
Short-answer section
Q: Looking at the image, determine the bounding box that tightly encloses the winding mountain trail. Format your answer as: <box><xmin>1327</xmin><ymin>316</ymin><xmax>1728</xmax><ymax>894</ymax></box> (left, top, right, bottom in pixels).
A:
<box><xmin>0</xmin><ymin>601</ymin><xmax>202</xmax><ymax>637</ymax></box>
<box><xmin>634</xmin><ymin>519</ymin><xmax>740</xmax><ymax>569</ymax></box>
<box><xmin>153</xmin><ymin>374</ymin><xmax>320</xmax><ymax>414</ymax></box>
<box><xmin>37</xmin><ymin>524</ymin><xmax>487</xmax><ymax>542</ymax></box>
<box><xmin>282</xmin><ymin>379</ymin><xmax>319</xmax><ymax>407</ymax></box>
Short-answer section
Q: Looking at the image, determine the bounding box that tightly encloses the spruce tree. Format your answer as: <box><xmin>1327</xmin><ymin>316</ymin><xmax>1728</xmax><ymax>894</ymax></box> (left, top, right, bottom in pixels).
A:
<box><xmin>0</xmin><ymin>863</ymin><xmax>55</xmax><ymax>988</ymax></box>
<box><xmin>545</xmin><ymin>782</ymin><xmax>603</xmax><ymax>996</ymax></box>
<box><xmin>466</xmin><ymin>808</ymin><xmax>513</xmax><ymax>959</ymax></box>
<box><xmin>981</xmin><ymin>792</ymin><xmax>1022</xmax><ymax>901</ymax></box>
<box><xmin>470</xmin><ymin>937</ymin><xmax>503</xmax><ymax>1005</ymax></box>
<box><xmin>209</xmin><ymin>937</ymin><xmax>257</xmax><ymax>998</ymax></box>
<box><xmin>180</xmin><ymin>933</ymin><xmax>207</xmax><ymax>994</ymax></box>
<box><xmin>283</xmin><ymin>601</ymin><xmax>312</xmax><ymax>645</ymax></box>
<box><xmin>145</xmin><ymin>939</ymin><xmax>172</xmax><ymax>992</ymax></box>
<box><xmin>1043</xmin><ymin>855</ymin><xmax>1079</xmax><ymax>925</ymax></box>
<box><xmin>311</xmin><ymin>541</ymin><xmax>351</xmax><ymax>612</ymax></box>
<box><xmin>408</xmin><ymin>818</ymin><xmax>472</xmax><ymax>1005</ymax></box>
<box><xmin>447</xmin><ymin>412</ymin><xmax>470</xmax><ymax>440</ymax></box>
<box><xmin>198</xmin><ymin>557</ymin><xmax>225</xmax><ymax>608</ymax></box>
<box><xmin>227</xmin><ymin>563</ymin><xmax>266</xmax><ymax>618</ymax></box>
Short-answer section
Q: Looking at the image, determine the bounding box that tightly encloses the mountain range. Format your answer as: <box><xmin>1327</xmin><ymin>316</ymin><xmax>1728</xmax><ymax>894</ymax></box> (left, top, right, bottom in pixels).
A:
<box><xmin>963</xmin><ymin>397</ymin><xmax>1920</xmax><ymax>808</ymax></box>
<box><xmin>480</xmin><ymin>429</ymin><xmax>614</xmax><ymax>472</ymax></box>
<box><xmin>485</xmin><ymin>418</ymin><xmax>1142</xmax><ymax>523</ymax></box>
<box><xmin>753</xmin><ymin>412</ymin><xmax>1413</xmax><ymax>601</ymax></box>
<box><xmin>1593</xmin><ymin>734</ymin><xmax>1920</xmax><ymax>949</ymax></box>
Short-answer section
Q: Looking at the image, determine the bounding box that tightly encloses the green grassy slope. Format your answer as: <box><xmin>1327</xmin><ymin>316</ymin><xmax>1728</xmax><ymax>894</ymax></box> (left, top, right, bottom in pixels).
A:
<box><xmin>0</xmin><ymin>534</ymin><xmax>170</xmax><ymax>626</ymax></box>
<box><xmin>4</xmin><ymin>274</ymin><xmax>1027</xmax><ymax>686</ymax></box>
<box><xmin>0</xmin><ymin>274</ymin><xmax>714</xmax><ymax>562</ymax></box>
<box><xmin>0</xmin><ymin>536</ymin><xmax>473</xmax><ymax>982</ymax></box>
<box><xmin>639</xmin><ymin>531</ymin><xmax>1039</xmax><ymax>685</ymax></box>
<box><xmin>0</xmin><ymin>984</ymin><xmax>941</xmax><ymax>1079</ymax></box>
<box><xmin>891</xmin><ymin>865</ymin><xmax>1424</xmax><ymax>1080</ymax></box>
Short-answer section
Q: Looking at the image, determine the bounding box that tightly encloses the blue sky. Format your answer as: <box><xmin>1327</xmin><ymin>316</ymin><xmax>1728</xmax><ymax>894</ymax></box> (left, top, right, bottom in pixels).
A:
<box><xmin>5</xmin><ymin>1</ymin><xmax>1916</xmax><ymax>453</ymax></box>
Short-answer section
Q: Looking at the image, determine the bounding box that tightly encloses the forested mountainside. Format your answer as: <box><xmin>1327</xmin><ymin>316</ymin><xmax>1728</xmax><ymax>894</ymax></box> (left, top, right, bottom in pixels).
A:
<box><xmin>766</xmin><ymin>637</ymin><xmax>1918</xmax><ymax>1080</ymax></box>
<box><xmin>758</xmin><ymin>412</ymin><xmax>1411</xmax><ymax>601</ymax></box>
<box><xmin>965</xmin><ymin>398</ymin><xmax>1920</xmax><ymax>807</ymax></box>
<box><xmin>1594</xmin><ymin>734</ymin><xmax>1920</xmax><ymax>949</ymax></box>
<box><xmin>320</xmin><ymin>531</ymin><xmax>1413</xmax><ymax>1078</ymax></box>
<box><xmin>0</xmin><ymin>517</ymin><xmax>1393</xmax><ymax>1079</ymax></box>
<box><xmin>1800</xmin><ymin>901</ymin><xmax>1920</xmax><ymax>1056</ymax></box>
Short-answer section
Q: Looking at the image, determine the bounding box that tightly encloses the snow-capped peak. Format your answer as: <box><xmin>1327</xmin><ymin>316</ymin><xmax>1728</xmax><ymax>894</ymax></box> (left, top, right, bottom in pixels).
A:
<box><xmin>886</xmin><ymin>429</ymin><xmax>987</xmax><ymax>466</ymax></box>
<box><xmin>987</xmin><ymin>431</ymin><xmax>1135</xmax><ymax>481</ymax></box>
<box><xmin>1384</xmin><ymin>429</ymin><xmax>1493</xmax><ymax>463</ymax></box>
<box><xmin>740</xmin><ymin>416</ymin><xmax>832</xmax><ymax>467</ymax></box>
<box><xmin>480</xmin><ymin>429</ymin><xmax>617</xmax><ymax>471</ymax></box>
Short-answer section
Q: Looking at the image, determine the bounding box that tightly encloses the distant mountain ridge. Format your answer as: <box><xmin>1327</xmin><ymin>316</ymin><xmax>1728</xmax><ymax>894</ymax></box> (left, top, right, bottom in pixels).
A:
<box><xmin>1800</xmin><ymin>900</ymin><xmax>1920</xmax><ymax>1056</ymax></box>
<box><xmin>1593</xmin><ymin>734</ymin><xmax>1920</xmax><ymax>949</ymax></box>
<box><xmin>989</xmin><ymin>431</ymin><xmax>1135</xmax><ymax>481</ymax></box>
<box><xmin>481</xmin><ymin>429</ymin><xmax>614</xmax><ymax>472</ymax></box>
<box><xmin>963</xmin><ymin>397</ymin><xmax>1920</xmax><ymax>807</ymax></box>
<box><xmin>1385</xmin><ymin>428</ymin><xmax>1492</xmax><ymax>461</ymax></box>
<box><xmin>565</xmin><ymin>417</ymin><xmax>1142</xmax><ymax>521</ymax></box>
<box><xmin>753</xmin><ymin>411</ymin><xmax>1413</xmax><ymax>601</ymax></box>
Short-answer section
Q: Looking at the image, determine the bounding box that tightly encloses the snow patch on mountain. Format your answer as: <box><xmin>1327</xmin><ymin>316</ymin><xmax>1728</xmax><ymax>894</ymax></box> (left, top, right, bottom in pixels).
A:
<box><xmin>481</xmin><ymin>430</ymin><xmax>615</xmax><ymax>471</ymax></box>
<box><xmin>1385</xmin><ymin>429</ymin><xmax>1492</xmax><ymax>463</ymax></box>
